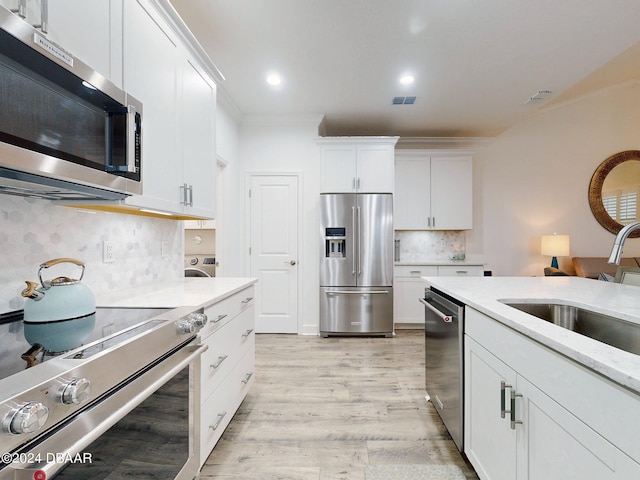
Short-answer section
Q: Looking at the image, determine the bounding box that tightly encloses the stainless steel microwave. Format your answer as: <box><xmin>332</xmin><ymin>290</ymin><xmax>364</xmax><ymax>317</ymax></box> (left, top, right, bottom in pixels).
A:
<box><xmin>0</xmin><ymin>6</ymin><xmax>142</xmax><ymax>201</ymax></box>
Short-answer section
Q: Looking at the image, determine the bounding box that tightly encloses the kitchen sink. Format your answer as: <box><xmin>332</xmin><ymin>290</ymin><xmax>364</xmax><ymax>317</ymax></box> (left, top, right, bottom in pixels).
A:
<box><xmin>500</xmin><ymin>300</ymin><xmax>640</xmax><ymax>355</ymax></box>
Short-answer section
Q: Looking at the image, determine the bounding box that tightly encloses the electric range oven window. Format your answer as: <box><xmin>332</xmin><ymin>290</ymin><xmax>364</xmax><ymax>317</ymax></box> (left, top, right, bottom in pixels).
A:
<box><xmin>53</xmin><ymin>367</ymin><xmax>190</xmax><ymax>479</ymax></box>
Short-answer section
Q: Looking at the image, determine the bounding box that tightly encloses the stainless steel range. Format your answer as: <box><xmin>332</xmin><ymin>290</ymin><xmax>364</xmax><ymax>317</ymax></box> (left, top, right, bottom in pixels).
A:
<box><xmin>0</xmin><ymin>306</ymin><xmax>208</xmax><ymax>479</ymax></box>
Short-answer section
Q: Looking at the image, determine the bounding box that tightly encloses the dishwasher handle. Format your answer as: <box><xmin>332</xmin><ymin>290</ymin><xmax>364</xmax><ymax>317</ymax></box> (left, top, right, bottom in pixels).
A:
<box><xmin>419</xmin><ymin>297</ymin><xmax>454</xmax><ymax>323</ymax></box>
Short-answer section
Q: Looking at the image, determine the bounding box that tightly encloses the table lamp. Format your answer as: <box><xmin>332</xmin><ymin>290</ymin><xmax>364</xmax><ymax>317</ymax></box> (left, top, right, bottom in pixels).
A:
<box><xmin>541</xmin><ymin>234</ymin><xmax>570</xmax><ymax>268</ymax></box>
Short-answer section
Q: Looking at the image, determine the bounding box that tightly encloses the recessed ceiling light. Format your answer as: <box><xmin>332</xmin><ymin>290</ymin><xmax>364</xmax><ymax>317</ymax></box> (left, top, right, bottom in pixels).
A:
<box><xmin>399</xmin><ymin>74</ymin><xmax>415</xmax><ymax>85</ymax></box>
<box><xmin>266</xmin><ymin>73</ymin><xmax>282</xmax><ymax>86</ymax></box>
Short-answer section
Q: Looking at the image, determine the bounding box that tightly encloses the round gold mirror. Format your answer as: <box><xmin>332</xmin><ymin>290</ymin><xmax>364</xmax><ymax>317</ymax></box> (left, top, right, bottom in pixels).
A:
<box><xmin>588</xmin><ymin>150</ymin><xmax>640</xmax><ymax>238</ymax></box>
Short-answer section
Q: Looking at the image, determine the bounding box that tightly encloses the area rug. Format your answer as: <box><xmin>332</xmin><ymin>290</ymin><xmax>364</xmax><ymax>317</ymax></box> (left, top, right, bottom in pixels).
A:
<box><xmin>365</xmin><ymin>464</ymin><xmax>466</xmax><ymax>480</ymax></box>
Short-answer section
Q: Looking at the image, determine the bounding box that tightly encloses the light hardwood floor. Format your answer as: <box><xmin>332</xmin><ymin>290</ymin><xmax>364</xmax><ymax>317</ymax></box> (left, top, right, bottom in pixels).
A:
<box><xmin>199</xmin><ymin>330</ymin><xmax>480</xmax><ymax>480</ymax></box>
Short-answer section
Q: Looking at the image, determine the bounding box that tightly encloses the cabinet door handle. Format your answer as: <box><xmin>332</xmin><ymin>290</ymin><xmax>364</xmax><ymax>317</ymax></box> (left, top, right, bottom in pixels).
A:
<box><xmin>500</xmin><ymin>381</ymin><xmax>512</xmax><ymax>418</ymax></box>
<box><xmin>180</xmin><ymin>183</ymin><xmax>188</xmax><ymax>205</ymax></box>
<box><xmin>241</xmin><ymin>372</ymin><xmax>254</xmax><ymax>384</ymax></box>
<box><xmin>213</xmin><ymin>314</ymin><xmax>228</xmax><ymax>324</ymax></box>
<box><xmin>357</xmin><ymin>177</ymin><xmax>361</xmax><ymax>190</ymax></box>
<box><xmin>242</xmin><ymin>328</ymin><xmax>254</xmax><ymax>338</ymax></box>
<box><xmin>352</xmin><ymin>177</ymin><xmax>356</xmax><ymax>191</ymax></box>
<box><xmin>32</xmin><ymin>0</ymin><xmax>48</xmax><ymax>33</ymax></box>
<box><xmin>510</xmin><ymin>390</ymin><xmax>523</xmax><ymax>429</ymax></box>
<box><xmin>11</xmin><ymin>0</ymin><xmax>26</xmax><ymax>18</ymax></box>
<box><xmin>187</xmin><ymin>185</ymin><xmax>194</xmax><ymax>207</ymax></box>
<box><xmin>209</xmin><ymin>411</ymin><xmax>227</xmax><ymax>431</ymax></box>
<box><xmin>210</xmin><ymin>355</ymin><xmax>228</xmax><ymax>369</ymax></box>
<box><xmin>241</xmin><ymin>297</ymin><xmax>254</xmax><ymax>305</ymax></box>
<box><xmin>427</xmin><ymin>216</ymin><xmax>432</xmax><ymax>228</ymax></box>
<box><xmin>432</xmin><ymin>216</ymin><xmax>436</xmax><ymax>228</ymax></box>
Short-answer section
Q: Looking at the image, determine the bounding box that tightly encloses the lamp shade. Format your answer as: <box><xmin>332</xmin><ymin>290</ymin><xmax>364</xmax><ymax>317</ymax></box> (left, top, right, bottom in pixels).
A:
<box><xmin>541</xmin><ymin>234</ymin><xmax>570</xmax><ymax>257</ymax></box>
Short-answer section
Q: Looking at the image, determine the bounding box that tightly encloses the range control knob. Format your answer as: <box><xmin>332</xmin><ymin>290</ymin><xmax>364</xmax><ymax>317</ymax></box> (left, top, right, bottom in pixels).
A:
<box><xmin>177</xmin><ymin>319</ymin><xmax>196</xmax><ymax>334</ymax></box>
<box><xmin>2</xmin><ymin>402</ymin><xmax>49</xmax><ymax>435</ymax></box>
<box><xmin>188</xmin><ymin>312</ymin><xmax>208</xmax><ymax>330</ymax></box>
<box><xmin>59</xmin><ymin>378</ymin><xmax>91</xmax><ymax>405</ymax></box>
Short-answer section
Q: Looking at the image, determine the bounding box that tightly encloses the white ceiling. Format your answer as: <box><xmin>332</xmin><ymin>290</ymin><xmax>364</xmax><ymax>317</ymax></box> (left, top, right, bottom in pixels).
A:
<box><xmin>169</xmin><ymin>0</ymin><xmax>640</xmax><ymax>137</ymax></box>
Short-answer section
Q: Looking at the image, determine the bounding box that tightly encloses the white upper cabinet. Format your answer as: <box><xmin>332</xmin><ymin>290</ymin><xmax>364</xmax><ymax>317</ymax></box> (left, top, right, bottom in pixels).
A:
<box><xmin>318</xmin><ymin>137</ymin><xmax>398</xmax><ymax>193</ymax></box>
<box><xmin>122</xmin><ymin>0</ymin><xmax>181</xmax><ymax>214</ymax></box>
<box><xmin>121</xmin><ymin>0</ymin><xmax>217</xmax><ymax>218</ymax></box>
<box><xmin>1</xmin><ymin>0</ymin><xmax>122</xmax><ymax>85</ymax></box>
<box><xmin>394</xmin><ymin>151</ymin><xmax>473</xmax><ymax>230</ymax></box>
<box><xmin>180</xmin><ymin>57</ymin><xmax>216</xmax><ymax>218</ymax></box>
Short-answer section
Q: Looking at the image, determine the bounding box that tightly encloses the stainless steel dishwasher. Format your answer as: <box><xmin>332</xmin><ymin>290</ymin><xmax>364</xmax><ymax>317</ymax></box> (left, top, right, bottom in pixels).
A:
<box><xmin>420</xmin><ymin>287</ymin><xmax>465</xmax><ymax>452</ymax></box>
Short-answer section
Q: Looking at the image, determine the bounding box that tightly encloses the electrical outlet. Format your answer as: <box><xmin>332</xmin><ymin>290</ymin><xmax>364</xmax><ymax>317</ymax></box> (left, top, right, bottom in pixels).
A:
<box><xmin>161</xmin><ymin>240</ymin><xmax>169</xmax><ymax>258</ymax></box>
<box><xmin>102</xmin><ymin>240</ymin><xmax>115</xmax><ymax>263</ymax></box>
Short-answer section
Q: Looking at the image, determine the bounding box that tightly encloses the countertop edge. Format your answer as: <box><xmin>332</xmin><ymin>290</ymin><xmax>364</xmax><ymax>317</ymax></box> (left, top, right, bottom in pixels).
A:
<box><xmin>96</xmin><ymin>277</ymin><xmax>258</xmax><ymax>309</ymax></box>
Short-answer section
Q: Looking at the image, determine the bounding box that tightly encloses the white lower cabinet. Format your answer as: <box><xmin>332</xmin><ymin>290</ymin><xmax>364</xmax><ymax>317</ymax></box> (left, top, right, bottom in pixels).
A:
<box><xmin>465</xmin><ymin>308</ymin><xmax>640</xmax><ymax>480</ymax></box>
<box><xmin>199</xmin><ymin>285</ymin><xmax>256</xmax><ymax>467</ymax></box>
<box><xmin>394</xmin><ymin>265</ymin><xmax>483</xmax><ymax>326</ymax></box>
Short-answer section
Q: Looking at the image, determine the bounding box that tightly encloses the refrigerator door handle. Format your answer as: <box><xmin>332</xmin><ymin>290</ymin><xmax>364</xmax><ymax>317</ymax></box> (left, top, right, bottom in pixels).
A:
<box><xmin>351</xmin><ymin>206</ymin><xmax>357</xmax><ymax>275</ymax></box>
<box><xmin>357</xmin><ymin>205</ymin><xmax>362</xmax><ymax>276</ymax></box>
<box><xmin>326</xmin><ymin>290</ymin><xmax>390</xmax><ymax>295</ymax></box>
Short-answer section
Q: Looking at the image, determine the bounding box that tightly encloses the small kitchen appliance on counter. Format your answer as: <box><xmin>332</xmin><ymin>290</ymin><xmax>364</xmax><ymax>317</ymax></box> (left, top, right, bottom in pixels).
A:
<box><xmin>21</xmin><ymin>258</ymin><xmax>96</xmax><ymax>353</ymax></box>
<box><xmin>319</xmin><ymin>193</ymin><xmax>394</xmax><ymax>337</ymax></box>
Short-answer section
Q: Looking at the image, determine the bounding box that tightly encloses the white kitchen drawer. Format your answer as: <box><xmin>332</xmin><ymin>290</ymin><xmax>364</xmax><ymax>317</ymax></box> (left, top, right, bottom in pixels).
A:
<box><xmin>200</xmin><ymin>372</ymin><xmax>235</xmax><ymax>465</ymax></box>
<box><xmin>394</xmin><ymin>265</ymin><xmax>438</xmax><ymax>278</ymax></box>
<box><xmin>201</xmin><ymin>285</ymin><xmax>255</xmax><ymax>339</ymax></box>
<box><xmin>201</xmin><ymin>305</ymin><xmax>255</xmax><ymax>401</ymax></box>
<box><xmin>199</xmin><ymin>346</ymin><xmax>255</xmax><ymax>465</ymax></box>
<box><xmin>437</xmin><ymin>265</ymin><xmax>483</xmax><ymax>276</ymax></box>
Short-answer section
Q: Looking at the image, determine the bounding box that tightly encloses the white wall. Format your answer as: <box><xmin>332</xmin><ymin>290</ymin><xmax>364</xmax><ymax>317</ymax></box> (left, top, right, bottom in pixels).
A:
<box><xmin>214</xmin><ymin>99</ymin><xmax>244</xmax><ymax>277</ymax></box>
<box><xmin>467</xmin><ymin>81</ymin><xmax>640</xmax><ymax>276</ymax></box>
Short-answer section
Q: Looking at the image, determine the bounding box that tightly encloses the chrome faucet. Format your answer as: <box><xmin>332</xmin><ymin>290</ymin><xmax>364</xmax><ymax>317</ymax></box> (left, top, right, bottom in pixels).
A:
<box><xmin>607</xmin><ymin>221</ymin><xmax>640</xmax><ymax>264</ymax></box>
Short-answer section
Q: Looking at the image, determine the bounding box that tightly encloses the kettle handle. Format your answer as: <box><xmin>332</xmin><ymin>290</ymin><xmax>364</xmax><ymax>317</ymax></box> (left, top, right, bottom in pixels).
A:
<box><xmin>38</xmin><ymin>258</ymin><xmax>86</xmax><ymax>284</ymax></box>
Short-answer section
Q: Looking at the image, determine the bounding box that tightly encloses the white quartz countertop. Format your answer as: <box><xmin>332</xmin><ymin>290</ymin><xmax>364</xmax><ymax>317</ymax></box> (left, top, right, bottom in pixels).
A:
<box><xmin>422</xmin><ymin>276</ymin><xmax>640</xmax><ymax>394</ymax></box>
<box><xmin>96</xmin><ymin>277</ymin><xmax>257</xmax><ymax>309</ymax></box>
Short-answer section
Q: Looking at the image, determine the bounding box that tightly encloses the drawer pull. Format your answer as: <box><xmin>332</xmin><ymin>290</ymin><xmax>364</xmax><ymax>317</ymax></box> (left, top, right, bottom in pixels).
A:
<box><xmin>213</xmin><ymin>314</ymin><xmax>228</xmax><ymax>324</ymax></box>
<box><xmin>456</xmin><ymin>270</ymin><xmax>468</xmax><ymax>275</ymax></box>
<box><xmin>209</xmin><ymin>411</ymin><xmax>227</xmax><ymax>431</ymax></box>
<box><xmin>241</xmin><ymin>297</ymin><xmax>254</xmax><ymax>305</ymax></box>
<box><xmin>242</xmin><ymin>328</ymin><xmax>254</xmax><ymax>338</ymax></box>
<box><xmin>210</xmin><ymin>355</ymin><xmax>228</xmax><ymax>369</ymax></box>
<box><xmin>410</xmin><ymin>270</ymin><xmax>422</xmax><ymax>274</ymax></box>
<box><xmin>241</xmin><ymin>372</ymin><xmax>254</xmax><ymax>384</ymax></box>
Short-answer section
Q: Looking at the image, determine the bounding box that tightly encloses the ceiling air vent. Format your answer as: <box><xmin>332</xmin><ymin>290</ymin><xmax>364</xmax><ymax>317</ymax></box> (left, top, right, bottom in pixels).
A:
<box><xmin>523</xmin><ymin>90</ymin><xmax>552</xmax><ymax>104</ymax></box>
<box><xmin>392</xmin><ymin>96</ymin><xmax>416</xmax><ymax>105</ymax></box>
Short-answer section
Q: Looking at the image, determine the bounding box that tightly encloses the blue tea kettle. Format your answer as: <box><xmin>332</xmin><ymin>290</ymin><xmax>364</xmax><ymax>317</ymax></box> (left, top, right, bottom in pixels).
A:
<box><xmin>21</xmin><ymin>258</ymin><xmax>96</xmax><ymax>353</ymax></box>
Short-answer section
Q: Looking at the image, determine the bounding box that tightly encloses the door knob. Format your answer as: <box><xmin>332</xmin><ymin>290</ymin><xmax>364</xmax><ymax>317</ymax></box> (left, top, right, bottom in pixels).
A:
<box><xmin>285</xmin><ymin>260</ymin><xmax>296</xmax><ymax>265</ymax></box>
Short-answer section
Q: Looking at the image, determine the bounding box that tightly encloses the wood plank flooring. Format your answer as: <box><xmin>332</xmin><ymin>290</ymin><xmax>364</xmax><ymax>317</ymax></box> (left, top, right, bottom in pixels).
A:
<box><xmin>199</xmin><ymin>330</ymin><xmax>480</xmax><ymax>480</ymax></box>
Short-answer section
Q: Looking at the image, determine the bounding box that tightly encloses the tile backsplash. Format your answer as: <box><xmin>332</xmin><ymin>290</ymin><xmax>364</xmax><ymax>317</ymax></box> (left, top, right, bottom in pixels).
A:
<box><xmin>0</xmin><ymin>196</ymin><xmax>183</xmax><ymax>314</ymax></box>
<box><xmin>395</xmin><ymin>230</ymin><xmax>466</xmax><ymax>263</ymax></box>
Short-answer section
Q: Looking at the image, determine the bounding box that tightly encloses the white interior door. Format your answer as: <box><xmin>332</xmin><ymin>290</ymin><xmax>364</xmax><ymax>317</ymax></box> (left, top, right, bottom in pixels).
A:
<box><xmin>249</xmin><ymin>175</ymin><xmax>299</xmax><ymax>333</ymax></box>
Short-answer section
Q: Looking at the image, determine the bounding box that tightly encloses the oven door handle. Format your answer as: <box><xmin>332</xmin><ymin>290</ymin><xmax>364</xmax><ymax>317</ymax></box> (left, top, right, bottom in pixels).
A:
<box><xmin>7</xmin><ymin>343</ymin><xmax>208</xmax><ymax>478</ymax></box>
<box><xmin>419</xmin><ymin>297</ymin><xmax>454</xmax><ymax>323</ymax></box>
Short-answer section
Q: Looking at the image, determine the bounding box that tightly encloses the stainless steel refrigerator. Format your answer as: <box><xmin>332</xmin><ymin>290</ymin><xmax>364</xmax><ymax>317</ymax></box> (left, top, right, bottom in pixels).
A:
<box><xmin>319</xmin><ymin>193</ymin><xmax>394</xmax><ymax>337</ymax></box>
